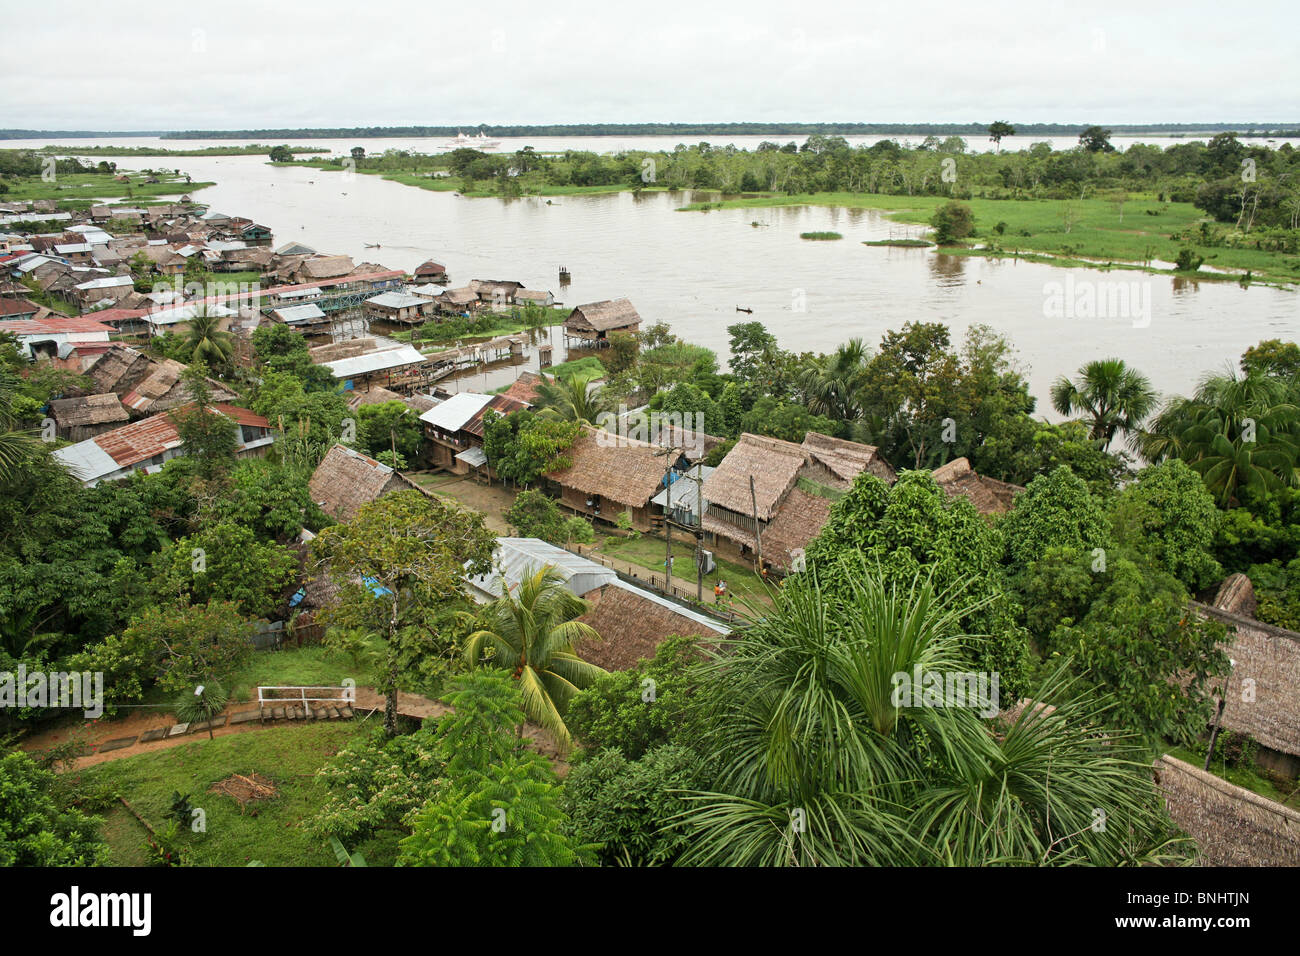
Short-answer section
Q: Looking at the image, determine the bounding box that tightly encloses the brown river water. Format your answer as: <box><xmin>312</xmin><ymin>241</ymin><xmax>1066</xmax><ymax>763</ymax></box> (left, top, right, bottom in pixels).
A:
<box><xmin>16</xmin><ymin>138</ymin><xmax>1300</xmax><ymax>404</ymax></box>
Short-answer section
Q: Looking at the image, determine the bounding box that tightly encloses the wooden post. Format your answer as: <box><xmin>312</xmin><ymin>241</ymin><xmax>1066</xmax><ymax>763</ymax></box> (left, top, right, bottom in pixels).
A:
<box><xmin>1204</xmin><ymin>697</ymin><xmax>1228</xmax><ymax>770</ymax></box>
<box><xmin>749</xmin><ymin>474</ymin><xmax>763</xmax><ymax>573</ymax></box>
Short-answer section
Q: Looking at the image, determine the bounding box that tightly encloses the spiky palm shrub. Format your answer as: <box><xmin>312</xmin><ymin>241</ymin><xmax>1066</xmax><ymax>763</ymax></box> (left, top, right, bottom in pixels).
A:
<box><xmin>464</xmin><ymin>566</ymin><xmax>607</xmax><ymax>754</ymax></box>
<box><xmin>677</xmin><ymin>562</ymin><xmax>1187</xmax><ymax>866</ymax></box>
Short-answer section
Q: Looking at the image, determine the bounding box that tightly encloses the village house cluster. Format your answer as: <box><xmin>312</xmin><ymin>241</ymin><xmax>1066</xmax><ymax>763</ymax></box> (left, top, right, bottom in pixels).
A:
<box><xmin>1</xmin><ymin>191</ymin><xmax>1024</xmax><ymax>667</ymax></box>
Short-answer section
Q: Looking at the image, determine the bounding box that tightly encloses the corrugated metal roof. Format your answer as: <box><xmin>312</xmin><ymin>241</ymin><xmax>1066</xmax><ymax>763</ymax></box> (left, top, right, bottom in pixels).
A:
<box><xmin>454</xmin><ymin>446</ymin><xmax>488</xmax><ymax>467</ymax></box>
<box><xmin>466</xmin><ymin>537</ymin><xmax>618</xmax><ymax>600</ymax></box>
<box><xmin>51</xmin><ymin>438</ymin><xmax>120</xmax><ymax>482</ymax></box>
<box><xmin>273</xmin><ymin>303</ymin><xmax>326</xmax><ymax>324</ymax></box>
<box><xmin>74</xmin><ymin>275</ymin><xmax>133</xmax><ymax>291</ymax></box>
<box><xmin>418</xmin><ymin>392</ymin><xmax>492</xmax><ymax>431</ymax></box>
<box><xmin>323</xmin><ymin>345</ymin><xmax>426</xmax><ymax>379</ymax></box>
<box><xmin>366</xmin><ymin>291</ymin><xmax>427</xmax><ymax>309</ymax></box>
<box><xmin>0</xmin><ymin>317</ymin><xmax>114</xmax><ymax>335</ymax></box>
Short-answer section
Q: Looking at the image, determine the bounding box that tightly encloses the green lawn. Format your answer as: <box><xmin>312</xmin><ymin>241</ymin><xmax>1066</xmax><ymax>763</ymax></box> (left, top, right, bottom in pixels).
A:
<box><xmin>1</xmin><ymin>172</ymin><xmax>214</xmax><ymax>206</ymax></box>
<box><xmin>594</xmin><ymin>532</ymin><xmax>773</xmax><ymax>610</ymax></box>
<box><xmin>134</xmin><ymin>643</ymin><xmax>381</xmax><ymax>714</ymax></box>
<box><xmin>76</xmin><ymin>721</ymin><xmax>399</xmax><ymax>867</ymax></box>
<box><xmin>678</xmin><ymin>191</ymin><xmax>1300</xmax><ymax>284</ymax></box>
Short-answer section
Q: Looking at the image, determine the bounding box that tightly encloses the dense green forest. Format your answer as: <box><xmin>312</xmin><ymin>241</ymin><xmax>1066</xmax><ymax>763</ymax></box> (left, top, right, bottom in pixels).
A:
<box><xmin>4</xmin><ymin>297</ymin><xmax>1298</xmax><ymax>865</ymax></box>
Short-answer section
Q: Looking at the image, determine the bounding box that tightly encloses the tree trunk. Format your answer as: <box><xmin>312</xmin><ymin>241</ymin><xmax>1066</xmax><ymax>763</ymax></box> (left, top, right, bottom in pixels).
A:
<box><xmin>383</xmin><ymin>639</ymin><xmax>398</xmax><ymax>737</ymax></box>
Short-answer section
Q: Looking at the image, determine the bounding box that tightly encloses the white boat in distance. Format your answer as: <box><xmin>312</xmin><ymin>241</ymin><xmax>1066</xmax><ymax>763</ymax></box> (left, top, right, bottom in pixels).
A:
<box><xmin>444</xmin><ymin>131</ymin><xmax>502</xmax><ymax>149</ymax></box>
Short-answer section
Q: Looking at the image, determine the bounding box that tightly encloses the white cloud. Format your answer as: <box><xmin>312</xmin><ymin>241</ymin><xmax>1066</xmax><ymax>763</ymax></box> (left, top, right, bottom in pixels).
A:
<box><xmin>2</xmin><ymin>0</ymin><xmax>1296</xmax><ymax>129</ymax></box>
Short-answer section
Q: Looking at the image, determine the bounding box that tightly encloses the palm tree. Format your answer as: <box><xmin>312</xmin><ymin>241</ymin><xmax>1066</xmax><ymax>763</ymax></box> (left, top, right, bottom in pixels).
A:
<box><xmin>533</xmin><ymin>369</ymin><xmax>607</xmax><ymax>425</ymax></box>
<box><xmin>184</xmin><ymin>310</ymin><xmax>234</xmax><ymax>370</ymax></box>
<box><xmin>1050</xmin><ymin>358</ymin><xmax>1157</xmax><ymax>450</ymax></box>
<box><xmin>797</xmin><ymin>338</ymin><xmax>869</xmax><ymax>421</ymax></box>
<box><xmin>0</xmin><ymin>368</ymin><xmax>40</xmax><ymax>483</ymax></box>
<box><xmin>676</xmin><ymin>563</ymin><xmax>1185</xmax><ymax>866</ymax></box>
<box><xmin>464</xmin><ymin>566</ymin><xmax>607</xmax><ymax>753</ymax></box>
<box><xmin>1137</xmin><ymin>368</ymin><xmax>1299</xmax><ymax>505</ymax></box>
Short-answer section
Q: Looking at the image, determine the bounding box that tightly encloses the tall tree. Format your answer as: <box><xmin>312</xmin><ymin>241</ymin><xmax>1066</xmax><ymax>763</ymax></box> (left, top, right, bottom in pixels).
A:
<box><xmin>184</xmin><ymin>309</ymin><xmax>235</xmax><ymax>369</ymax></box>
<box><xmin>987</xmin><ymin>120</ymin><xmax>1016</xmax><ymax>151</ymax></box>
<box><xmin>313</xmin><ymin>490</ymin><xmax>497</xmax><ymax>735</ymax></box>
<box><xmin>1050</xmin><ymin>358</ymin><xmax>1157</xmax><ymax>451</ymax></box>
<box><xmin>1138</xmin><ymin>368</ymin><xmax>1299</xmax><ymax>506</ymax></box>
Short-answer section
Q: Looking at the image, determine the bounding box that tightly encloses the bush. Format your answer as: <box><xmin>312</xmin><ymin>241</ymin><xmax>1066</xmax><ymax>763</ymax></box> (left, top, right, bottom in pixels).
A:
<box><xmin>504</xmin><ymin>489</ymin><xmax>564</xmax><ymax>542</ymax></box>
<box><xmin>562</xmin><ymin>746</ymin><xmax>705</xmax><ymax>866</ymax></box>
<box><xmin>930</xmin><ymin>201</ymin><xmax>975</xmax><ymax>243</ymax></box>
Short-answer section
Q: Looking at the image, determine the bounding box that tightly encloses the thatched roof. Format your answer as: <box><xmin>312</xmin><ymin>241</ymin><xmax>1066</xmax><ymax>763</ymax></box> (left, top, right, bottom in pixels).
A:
<box><xmin>758</xmin><ymin>486</ymin><xmax>835</xmax><ymax>571</ymax></box>
<box><xmin>930</xmin><ymin>457</ymin><xmax>1022</xmax><ymax>515</ymax></box>
<box><xmin>346</xmin><ymin>386</ymin><xmax>404</xmax><ymax>410</ymax></box>
<box><xmin>1154</xmin><ymin>755</ymin><xmax>1300</xmax><ymax>866</ymax></box>
<box><xmin>85</xmin><ymin>344</ymin><xmax>151</xmax><ymax>394</ymax></box>
<box><xmin>547</xmin><ymin>425</ymin><xmax>666</xmax><ymax>510</ymax></box>
<box><xmin>1193</xmin><ymin>602</ymin><xmax>1300</xmax><ymax>757</ymax></box>
<box><xmin>1213</xmin><ymin>573</ymin><xmax>1257</xmax><ymax>618</ymax></box>
<box><xmin>48</xmin><ymin>393</ymin><xmax>129</xmax><ymax>429</ymax></box>
<box><xmin>300</xmin><ymin>255</ymin><xmax>355</xmax><ymax>280</ymax></box>
<box><xmin>572</xmin><ymin>583</ymin><xmax>727</xmax><ymax>671</ymax></box>
<box><xmin>801</xmin><ymin>431</ymin><xmax>895</xmax><ymax>486</ymax></box>
<box><xmin>119</xmin><ymin>359</ymin><xmax>237</xmax><ymax>416</ymax></box>
<box><xmin>566</xmin><ymin>298</ymin><xmax>640</xmax><ymax>333</ymax></box>
<box><xmin>403</xmin><ymin>393</ymin><xmax>438</xmax><ymax>414</ymax></box>
<box><xmin>701</xmin><ymin>433</ymin><xmax>807</xmax><ymax>520</ymax></box>
<box><xmin>308</xmin><ymin>444</ymin><xmax>405</xmax><ymax>522</ymax></box>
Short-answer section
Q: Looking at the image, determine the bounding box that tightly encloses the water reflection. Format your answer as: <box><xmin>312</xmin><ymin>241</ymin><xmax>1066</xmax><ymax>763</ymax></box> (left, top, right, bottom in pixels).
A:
<box><xmin>928</xmin><ymin>253</ymin><xmax>967</xmax><ymax>286</ymax></box>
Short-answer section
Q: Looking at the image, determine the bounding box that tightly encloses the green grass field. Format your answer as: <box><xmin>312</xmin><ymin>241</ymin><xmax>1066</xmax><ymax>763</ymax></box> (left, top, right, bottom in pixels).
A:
<box><xmin>77</xmin><ymin>721</ymin><xmax>399</xmax><ymax>867</ymax></box>
<box><xmin>1</xmin><ymin>172</ymin><xmax>213</xmax><ymax>205</ymax></box>
<box><xmin>680</xmin><ymin>191</ymin><xmax>1300</xmax><ymax>284</ymax></box>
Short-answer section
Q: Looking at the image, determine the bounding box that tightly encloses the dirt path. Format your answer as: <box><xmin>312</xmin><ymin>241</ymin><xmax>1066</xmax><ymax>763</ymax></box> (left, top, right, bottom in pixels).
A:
<box><xmin>22</xmin><ymin>685</ymin><xmax>565</xmax><ymax>772</ymax></box>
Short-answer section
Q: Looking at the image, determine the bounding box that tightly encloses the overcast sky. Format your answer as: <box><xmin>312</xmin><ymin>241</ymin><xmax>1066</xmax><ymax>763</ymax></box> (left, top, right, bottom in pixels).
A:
<box><xmin>5</xmin><ymin>0</ymin><xmax>1297</xmax><ymax>130</ymax></box>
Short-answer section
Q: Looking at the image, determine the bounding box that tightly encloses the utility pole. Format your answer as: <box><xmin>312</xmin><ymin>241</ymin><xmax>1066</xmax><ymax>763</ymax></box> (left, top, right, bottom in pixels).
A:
<box><xmin>749</xmin><ymin>474</ymin><xmax>763</xmax><ymax>573</ymax></box>
<box><xmin>695</xmin><ymin>467</ymin><xmax>704</xmax><ymax>602</ymax></box>
<box><xmin>663</xmin><ymin>454</ymin><xmax>674</xmax><ymax>584</ymax></box>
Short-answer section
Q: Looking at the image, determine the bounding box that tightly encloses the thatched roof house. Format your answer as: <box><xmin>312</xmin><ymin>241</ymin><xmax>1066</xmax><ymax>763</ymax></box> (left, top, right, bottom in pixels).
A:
<box><xmin>83</xmin><ymin>344</ymin><xmax>237</xmax><ymax>416</ymax></box>
<box><xmin>47</xmin><ymin>393</ymin><xmax>130</xmax><ymax>441</ymax></box>
<box><xmin>1154</xmin><ymin>755</ymin><xmax>1300</xmax><ymax>866</ymax></box>
<box><xmin>1193</xmin><ymin>602</ymin><xmax>1300</xmax><ymax>760</ymax></box>
<box><xmin>546</xmin><ymin>425</ymin><xmax>676</xmax><ymax>529</ymax></box>
<box><xmin>300</xmin><ymin>255</ymin><xmax>355</xmax><ymax>281</ymax></box>
<box><xmin>930</xmin><ymin>457</ymin><xmax>1022</xmax><ymax>515</ymax></box>
<box><xmin>700</xmin><ymin>431</ymin><xmax>894</xmax><ymax>572</ymax></box>
<box><xmin>564</xmin><ymin>298</ymin><xmax>641</xmax><ymax>346</ymax></box>
<box><xmin>573</xmin><ymin>584</ymin><xmax>727</xmax><ymax>671</ymax></box>
<box><xmin>308</xmin><ymin>444</ymin><xmax>407</xmax><ymax>522</ymax></box>
<box><xmin>412</xmin><ymin>260</ymin><xmax>448</xmax><ymax>284</ymax></box>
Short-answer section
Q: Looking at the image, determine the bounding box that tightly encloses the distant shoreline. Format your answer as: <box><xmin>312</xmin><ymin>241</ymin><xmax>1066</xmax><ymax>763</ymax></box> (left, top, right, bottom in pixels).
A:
<box><xmin>2</xmin><ymin>122</ymin><xmax>1299</xmax><ymax>141</ymax></box>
